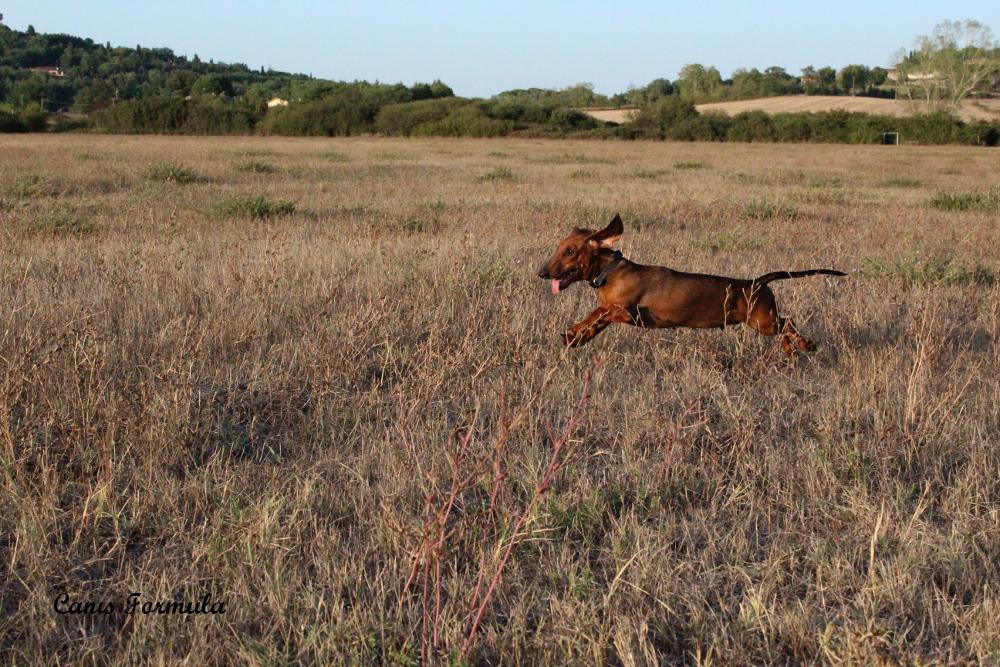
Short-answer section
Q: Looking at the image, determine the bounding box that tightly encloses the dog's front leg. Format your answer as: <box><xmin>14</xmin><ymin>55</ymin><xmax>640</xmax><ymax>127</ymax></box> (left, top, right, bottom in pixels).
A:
<box><xmin>563</xmin><ymin>307</ymin><xmax>627</xmax><ymax>347</ymax></box>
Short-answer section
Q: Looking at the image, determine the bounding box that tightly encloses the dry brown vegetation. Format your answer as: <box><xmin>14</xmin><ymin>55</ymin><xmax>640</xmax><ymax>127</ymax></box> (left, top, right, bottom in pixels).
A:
<box><xmin>1</xmin><ymin>134</ymin><xmax>998</xmax><ymax>665</ymax></box>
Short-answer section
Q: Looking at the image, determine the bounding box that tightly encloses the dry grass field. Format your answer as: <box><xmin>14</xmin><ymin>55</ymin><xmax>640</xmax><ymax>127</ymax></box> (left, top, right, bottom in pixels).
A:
<box><xmin>1</xmin><ymin>134</ymin><xmax>998</xmax><ymax>665</ymax></box>
<box><xmin>582</xmin><ymin>96</ymin><xmax>1000</xmax><ymax>124</ymax></box>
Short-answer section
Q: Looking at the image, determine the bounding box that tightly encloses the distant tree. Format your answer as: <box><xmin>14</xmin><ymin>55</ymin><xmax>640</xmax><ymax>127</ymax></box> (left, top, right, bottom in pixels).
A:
<box><xmin>643</xmin><ymin>78</ymin><xmax>673</xmax><ymax>100</ymax></box>
<box><xmin>191</xmin><ymin>73</ymin><xmax>233</xmax><ymax>97</ymax></box>
<box><xmin>166</xmin><ymin>70</ymin><xmax>198</xmax><ymax>96</ymax></box>
<box><xmin>731</xmin><ymin>68</ymin><xmax>764</xmax><ymax>99</ymax></box>
<box><xmin>676</xmin><ymin>63</ymin><xmax>723</xmax><ymax>102</ymax></box>
<box><xmin>817</xmin><ymin>67</ymin><xmax>838</xmax><ymax>94</ymax></box>
<box><xmin>561</xmin><ymin>82</ymin><xmax>600</xmax><ymax>107</ymax></box>
<box><xmin>869</xmin><ymin>67</ymin><xmax>889</xmax><ymax>87</ymax></box>
<box><xmin>894</xmin><ymin>20</ymin><xmax>1000</xmax><ymax>111</ymax></box>
<box><xmin>410</xmin><ymin>82</ymin><xmax>434</xmax><ymax>101</ymax></box>
<box><xmin>838</xmin><ymin>64</ymin><xmax>870</xmax><ymax>94</ymax></box>
<box><xmin>26</xmin><ymin>25</ymin><xmax>36</xmax><ymax>36</ymax></box>
<box><xmin>429</xmin><ymin>80</ymin><xmax>453</xmax><ymax>98</ymax></box>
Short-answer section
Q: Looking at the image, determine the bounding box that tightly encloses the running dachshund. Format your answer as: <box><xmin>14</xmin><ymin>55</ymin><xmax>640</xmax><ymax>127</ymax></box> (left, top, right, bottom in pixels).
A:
<box><xmin>537</xmin><ymin>214</ymin><xmax>845</xmax><ymax>355</ymax></box>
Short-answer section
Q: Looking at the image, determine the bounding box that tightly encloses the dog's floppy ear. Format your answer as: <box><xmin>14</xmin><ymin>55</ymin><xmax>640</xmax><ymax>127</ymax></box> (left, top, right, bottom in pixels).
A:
<box><xmin>587</xmin><ymin>214</ymin><xmax>623</xmax><ymax>248</ymax></box>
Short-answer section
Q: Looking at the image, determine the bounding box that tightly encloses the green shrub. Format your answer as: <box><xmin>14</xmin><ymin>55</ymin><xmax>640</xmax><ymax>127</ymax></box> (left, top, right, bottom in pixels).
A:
<box><xmin>881</xmin><ymin>176</ymin><xmax>921</xmax><ymax>188</ymax></box>
<box><xmin>374</xmin><ymin>97</ymin><xmax>470</xmax><ymax>136</ymax></box>
<box><xmin>411</xmin><ymin>105</ymin><xmax>512</xmax><ymax>137</ymax></box>
<box><xmin>8</xmin><ymin>175</ymin><xmax>61</xmax><ymax>198</ymax></box>
<box><xmin>478</xmin><ymin>166</ymin><xmax>513</xmax><ymax>181</ymax></box>
<box><xmin>532</xmin><ymin>153</ymin><xmax>614</xmax><ymax>165</ymax></box>
<box><xmin>674</xmin><ymin>162</ymin><xmax>707</xmax><ymax>170</ymax></box>
<box><xmin>548</xmin><ymin>108</ymin><xmax>598</xmax><ymax>131</ymax></box>
<box><xmin>92</xmin><ymin>97</ymin><xmax>258</xmax><ymax>134</ymax></box>
<box><xmin>36</xmin><ymin>209</ymin><xmax>96</xmax><ymax>235</ymax></box>
<box><xmin>213</xmin><ymin>196</ymin><xmax>296</xmax><ymax>219</ymax></box>
<box><xmin>233</xmin><ymin>159</ymin><xmax>278</xmax><ymax>174</ymax></box>
<box><xmin>0</xmin><ymin>110</ymin><xmax>26</xmax><ymax>132</ymax></box>
<box><xmin>666</xmin><ymin>112</ymin><xmax>731</xmax><ymax>141</ymax></box>
<box><xmin>861</xmin><ymin>254</ymin><xmax>996</xmax><ymax>287</ymax></box>
<box><xmin>929</xmin><ymin>187</ymin><xmax>1000</xmax><ymax>212</ymax></box>
<box><xmin>744</xmin><ymin>197</ymin><xmax>798</xmax><ymax>220</ymax></box>
<box><xmin>18</xmin><ymin>103</ymin><xmax>48</xmax><ymax>132</ymax></box>
<box><xmin>632</xmin><ymin>97</ymin><xmax>698</xmax><ymax>135</ymax></box>
<box><xmin>727</xmin><ymin>111</ymin><xmax>776</xmax><ymax>142</ymax></box>
<box><xmin>144</xmin><ymin>162</ymin><xmax>199</xmax><ymax>184</ymax></box>
<box><xmin>258</xmin><ymin>91</ymin><xmax>377</xmax><ymax>136</ymax></box>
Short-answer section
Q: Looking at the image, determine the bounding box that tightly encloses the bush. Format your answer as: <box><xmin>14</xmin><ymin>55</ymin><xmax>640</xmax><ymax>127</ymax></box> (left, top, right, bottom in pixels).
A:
<box><xmin>744</xmin><ymin>197</ymin><xmax>798</xmax><ymax>220</ymax></box>
<box><xmin>632</xmin><ymin>97</ymin><xmax>698</xmax><ymax>136</ymax></box>
<box><xmin>478</xmin><ymin>166</ymin><xmax>513</xmax><ymax>181</ymax></box>
<box><xmin>862</xmin><ymin>254</ymin><xmax>997</xmax><ymax>287</ymax></box>
<box><xmin>548</xmin><ymin>108</ymin><xmax>598</xmax><ymax>131</ymax></box>
<box><xmin>92</xmin><ymin>97</ymin><xmax>258</xmax><ymax>134</ymax></box>
<box><xmin>374</xmin><ymin>97</ymin><xmax>470</xmax><ymax>136</ymax></box>
<box><xmin>259</xmin><ymin>87</ymin><xmax>381</xmax><ymax>136</ymax></box>
<box><xmin>770</xmin><ymin>113</ymin><xmax>814</xmax><ymax>142</ymax></box>
<box><xmin>666</xmin><ymin>112</ymin><xmax>731</xmax><ymax>141</ymax></box>
<box><xmin>144</xmin><ymin>162</ymin><xmax>199</xmax><ymax>184</ymax></box>
<box><xmin>412</xmin><ymin>105</ymin><xmax>512</xmax><ymax>137</ymax></box>
<box><xmin>0</xmin><ymin>110</ymin><xmax>26</xmax><ymax>132</ymax></box>
<box><xmin>213</xmin><ymin>196</ymin><xmax>296</xmax><ymax>219</ymax></box>
<box><xmin>727</xmin><ymin>111</ymin><xmax>775</xmax><ymax>142</ymax></box>
<box><xmin>233</xmin><ymin>160</ymin><xmax>278</xmax><ymax>174</ymax></box>
<box><xmin>18</xmin><ymin>103</ymin><xmax>48</xmax><ymax>132</ymax></box>
<box><xmin>929</xmin><ymin>187</ymin><xmax>1000</xmax><ymax>212</ymax></box>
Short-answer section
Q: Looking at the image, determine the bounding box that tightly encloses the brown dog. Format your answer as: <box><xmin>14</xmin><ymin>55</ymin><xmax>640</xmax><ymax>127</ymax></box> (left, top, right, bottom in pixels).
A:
<box><xmin>537</xmin><ymin>214</ymin><xmax>845</xmax><ymax>355</ymax></box>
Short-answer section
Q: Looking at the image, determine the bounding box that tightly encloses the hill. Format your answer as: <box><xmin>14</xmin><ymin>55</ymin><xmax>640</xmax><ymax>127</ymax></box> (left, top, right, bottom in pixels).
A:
<box><xmin>695</xmin><ymin>95</ymin><xmax>1000</xmax><ymax>123</ymax></box>
<box><xmin>582</xmin><ymin>96</ymin><xmax>1000</xmax><ymax>124</ymax></box>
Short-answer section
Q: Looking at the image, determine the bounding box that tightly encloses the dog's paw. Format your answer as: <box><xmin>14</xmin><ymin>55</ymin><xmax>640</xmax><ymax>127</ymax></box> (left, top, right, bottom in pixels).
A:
<box><xmin>562</xmin><ymin>330</ymin><xmax>580</xmax><ymax>347</ymax></box>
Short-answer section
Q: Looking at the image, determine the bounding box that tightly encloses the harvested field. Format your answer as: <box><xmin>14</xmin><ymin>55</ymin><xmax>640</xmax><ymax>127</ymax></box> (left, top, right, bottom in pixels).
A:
<box><xmin>582</xmin><ymin>96</ymin><xmax>1000</xmax><ymax>124</ymax></box>
<box><xmin>1</xmin><ymin>134</ymin><xmax>998</xmax><ymax>664</ymax></box>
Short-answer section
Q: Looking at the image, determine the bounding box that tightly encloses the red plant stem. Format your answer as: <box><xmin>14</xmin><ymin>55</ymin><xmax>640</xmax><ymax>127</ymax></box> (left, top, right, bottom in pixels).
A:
<box><xmin>460</xmin><ymin>373</ymin><xmax>591</xmax><ymax>660</ymax></box>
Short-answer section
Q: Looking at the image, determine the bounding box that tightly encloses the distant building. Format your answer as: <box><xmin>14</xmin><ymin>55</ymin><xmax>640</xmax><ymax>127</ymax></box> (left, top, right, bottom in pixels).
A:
<box><xmin>267</xmin><ymin>97</ymin><xmax>289</xmax><ymax>108</ymax></box>
<box><xmin>887</xmin><ymin>68</ymin><xmax>942</xmax><ymax>83</ymax></box>
<box><xmin>29</xmin><ymin>66</ymin><xmax>65</xmax><ymax>77</ymax></box>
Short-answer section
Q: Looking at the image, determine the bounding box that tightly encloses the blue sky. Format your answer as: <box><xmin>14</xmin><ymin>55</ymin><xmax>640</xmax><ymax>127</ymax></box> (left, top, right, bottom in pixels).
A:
<box><xmin>4</xmin><ymin>2</ymin><xmax>998</xmax><ymax>97</ymax></box>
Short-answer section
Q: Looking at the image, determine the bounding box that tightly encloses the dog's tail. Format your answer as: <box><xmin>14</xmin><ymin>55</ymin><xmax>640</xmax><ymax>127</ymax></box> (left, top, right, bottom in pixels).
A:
<box><xmin>753</xmin><ymin>268</ymin><xmax>846</xmax><ymax>286</ymax></box>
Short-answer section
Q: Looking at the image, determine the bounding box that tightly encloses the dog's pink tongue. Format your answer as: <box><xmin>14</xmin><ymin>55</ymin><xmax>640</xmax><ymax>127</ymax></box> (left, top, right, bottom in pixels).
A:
<box><xmin>551</xmin><ymin>279</ymin><xmax>560</xmax><ymax>295</ymax></box>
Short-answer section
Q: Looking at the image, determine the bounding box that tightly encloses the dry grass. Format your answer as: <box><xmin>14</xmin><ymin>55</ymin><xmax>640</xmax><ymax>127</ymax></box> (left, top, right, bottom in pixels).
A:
<box><xmin>1</xmin><ymin>134</ymin><xmax>998</xmax><ymax>665</ymax></box>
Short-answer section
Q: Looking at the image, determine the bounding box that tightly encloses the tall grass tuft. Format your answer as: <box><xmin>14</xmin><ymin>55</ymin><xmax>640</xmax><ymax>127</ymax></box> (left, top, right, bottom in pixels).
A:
<box><xmin>144</xmin><ymin>162</ymin><xmax>200</xmax><ymax>184</ymax></box>
<box><xmin>929</xmin><ymin>187</ymin><xmax>1000</xmax><ymax>212</ymax></box>
<box><xmin>213</xmin><ymin>195</ymin><xmax>296</xmax><ymax>219</ymax></box>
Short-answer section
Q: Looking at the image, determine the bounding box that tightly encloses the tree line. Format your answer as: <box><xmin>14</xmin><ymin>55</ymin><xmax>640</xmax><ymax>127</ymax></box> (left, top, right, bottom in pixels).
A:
<box><xmin>1</xmin><ymin>20</ymin><xmax>998</xmax><ymax>145</ymax></box>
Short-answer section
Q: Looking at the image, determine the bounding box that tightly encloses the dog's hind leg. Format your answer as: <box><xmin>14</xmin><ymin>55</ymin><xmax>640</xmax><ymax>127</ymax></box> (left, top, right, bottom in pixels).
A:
<box><xmin>779</xmin><ymin>318</ymin><xmax>815</xmax><ymax>354</ymax></box>
<box><xmin>745</xmin><ymin>298</ymin><xmax>815</xmax><ymax>356</ymax></box>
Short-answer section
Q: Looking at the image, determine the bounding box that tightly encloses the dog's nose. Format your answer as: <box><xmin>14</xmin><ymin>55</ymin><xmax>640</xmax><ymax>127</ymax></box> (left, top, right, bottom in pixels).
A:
<box><xmin>537</xmin><ymin>265</ymin><xmax>550</xmax><ymax>279</ymax></box>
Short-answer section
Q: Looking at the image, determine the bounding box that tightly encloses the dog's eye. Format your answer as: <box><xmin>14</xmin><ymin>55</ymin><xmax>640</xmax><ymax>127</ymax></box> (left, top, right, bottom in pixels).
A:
<box><xmin>567</xmin><ymin>248</ymin><xmax>575</xmax><ymax>255</ymax></box>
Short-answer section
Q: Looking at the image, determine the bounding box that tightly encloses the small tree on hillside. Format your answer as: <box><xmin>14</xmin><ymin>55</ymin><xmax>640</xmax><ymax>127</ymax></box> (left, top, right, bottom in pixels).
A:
<box><xmin>893</xmin><ymin>19</ymin><xmax>1000</xmax><ymax>112</ymax></box>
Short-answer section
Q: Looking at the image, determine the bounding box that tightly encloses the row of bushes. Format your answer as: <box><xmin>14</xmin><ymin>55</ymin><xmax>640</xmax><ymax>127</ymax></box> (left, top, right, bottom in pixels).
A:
<box><xmin>627</xmin><ymin>97</ymin><xmax>1000</xmax><ymax>145</ymax></box>
<box><xmin>66</xmin><ymin>93</ymin><xmax>1000</xmax><ymax>146</ymax></box>
<box><xmin>0</xmin><ymin>104</ymin><xmax>48</xmax><ymax>132</ymax></box>
<box><xmin>91</xmin><ymin>96</ymin><xmax>259</xmax><ymax>134</ymax></box>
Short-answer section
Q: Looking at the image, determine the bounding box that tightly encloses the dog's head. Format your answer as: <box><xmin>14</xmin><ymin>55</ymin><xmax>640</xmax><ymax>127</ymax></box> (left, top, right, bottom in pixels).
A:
<box><xmin>537</xmin><ymin>214</ymin><xmax>623</xmax><ymax>294</ymax></box>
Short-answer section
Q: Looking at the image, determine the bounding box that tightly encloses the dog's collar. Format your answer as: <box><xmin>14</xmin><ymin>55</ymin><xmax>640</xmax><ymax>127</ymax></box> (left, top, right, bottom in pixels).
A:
<box><xmin>588</xmin><ymin>250</ymin><xmax>624</xmax><ymax>288</ymax></box>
